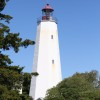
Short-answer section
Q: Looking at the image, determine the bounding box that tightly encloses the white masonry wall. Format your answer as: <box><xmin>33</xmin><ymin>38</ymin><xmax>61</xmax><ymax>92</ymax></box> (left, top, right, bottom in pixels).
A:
<box><xmin>29</xmin><ymin>21</ymin><xmax>62</xmax><ymax>100</ymax></box>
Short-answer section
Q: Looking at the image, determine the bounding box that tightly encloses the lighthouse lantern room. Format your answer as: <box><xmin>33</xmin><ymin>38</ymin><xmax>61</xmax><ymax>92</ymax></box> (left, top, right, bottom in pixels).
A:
<box><xmin>42</xmin><ymin>4</ymin><xmax>54</xmax><ymax>20</ymax></box>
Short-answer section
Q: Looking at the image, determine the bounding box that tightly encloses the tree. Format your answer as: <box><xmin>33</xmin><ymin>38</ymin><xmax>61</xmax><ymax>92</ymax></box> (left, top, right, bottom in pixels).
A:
<box><xmin>44</xmin><ymin>70</ymin><xmax>100</xmax><ymax>100</ymax></box>
<box><xmin>0</xmin><ymin>66</ymin><xmax>23</xmax><ymax>90</ymax></box>
<box><xmin>44</xmin><ymin>87</ymin><xmax>64</xmax><ymax>100</ymax></box>
<box><xmin>0</xmin><ymin>85</ymin><xmax>22</xmax><ymax>100</ymax></box>
<box><xmin>0</xmin><ymin>0</ymin><xmax>7</xmax><ymax>12</ymax></box>
<box><xmin>0</xmin><ymin>0</ymin><xmax>35</xmax><ymax>99</ymax></box>
<box><xmin>0</xmin><ymin>0</ymin><xmax>35</xmax><ymax>65</ymax></box>
<box><xmin>22</xmin><ymin>73</ymin><xmax>31</xmax><ymax>95</ymax></box>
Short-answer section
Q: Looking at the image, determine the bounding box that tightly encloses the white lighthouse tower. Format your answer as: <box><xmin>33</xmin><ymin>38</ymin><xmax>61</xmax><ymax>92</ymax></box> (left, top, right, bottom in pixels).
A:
<box><xmin>29</xmin><ymin>4</ymin><xmax>62</xmax><ymax>100</ymax></box>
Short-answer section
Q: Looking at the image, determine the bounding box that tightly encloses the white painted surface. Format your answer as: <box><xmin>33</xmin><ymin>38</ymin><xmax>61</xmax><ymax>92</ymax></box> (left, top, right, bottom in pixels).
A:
<box><xmin>29</xmin><ymin>20</ymin><xmax>62</xmax><ymax>100</ymax></box>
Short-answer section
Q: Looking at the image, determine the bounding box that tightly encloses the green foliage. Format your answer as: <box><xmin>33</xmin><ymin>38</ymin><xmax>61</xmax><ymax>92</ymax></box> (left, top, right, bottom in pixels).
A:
<box><xmin>0</xmin><ymin>84</ymin><xmax>33</xmax><ymax>100</ymax></box>
<box><xmin>58</xmin><ymin>75</ymin><xmax>93</xmax><ymax>99</ymax></box>
<box><xmin>0</xmin><ymin>0</ymin><xmax>35</xmax><ymax>99</ymax></box>
<box><xmin>0</xmin><ymin>23</ymin><xmax>35</xmax><ymax>53</ymax></box>
<box><xmin>0</xmin><ymin>0</ymin><xmax>6</xmax><ymax>12</ymax></box>
<box><xmin>0</xmin><ymin>66</ymin><xmax>23</xmax><ymax>90</ymax></box>
<box><xmin>31</xmin><ymin>72</ymin><xmax>39</xmax><ymax>76</ymax></box>
<box><xmin>44</xmin><ymin>70</ymin><xmax>100</xmax><ymax>100</ymax></box>
<box><xmin>0</xmin><ymin>85</ymin><xmax>22</xmax><ymax>100</ymax></box>
<box><xmin>0</xmin><ymin>0</ymin><xmax>35</xmax><ymax>66</ymax></box>
<box><xmin>22</xmin><ymin>73</ymin><xmax>31</xmax><ymax>94</ymax></box>
<box><xmin>44</xmin><ymin>87</ymin><xmax>65</xmax><ymax>100</ymax></box>
<box><xmin>0</xmin><ymin>54</ymin><xmax>12</xmax><ymax>66</ymax></box>
<box><xmin>0</xmin><ymin>13</ymin><xmax>12</xmax><ymax>23</ymax></box>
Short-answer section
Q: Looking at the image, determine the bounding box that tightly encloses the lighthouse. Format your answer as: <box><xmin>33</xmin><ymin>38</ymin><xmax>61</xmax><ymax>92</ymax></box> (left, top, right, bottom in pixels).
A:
<box><xmin>29</xmin><ymin>4</ymin><xmax>62</xmax><ymax>100</ymax></box>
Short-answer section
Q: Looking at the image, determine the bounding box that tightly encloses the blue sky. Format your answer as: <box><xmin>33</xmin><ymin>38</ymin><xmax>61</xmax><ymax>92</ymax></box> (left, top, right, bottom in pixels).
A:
<box><xmin>2</xmin><ymin>0</ymin><xmax>100</xmax><ymax>78</ymax></box>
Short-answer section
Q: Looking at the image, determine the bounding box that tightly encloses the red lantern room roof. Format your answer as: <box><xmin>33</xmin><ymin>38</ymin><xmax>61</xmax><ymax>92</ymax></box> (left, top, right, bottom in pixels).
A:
<box><xmin>42</xmin><ymin>4</ymin><xmax>54</xmax><ymax>12</ymax></box>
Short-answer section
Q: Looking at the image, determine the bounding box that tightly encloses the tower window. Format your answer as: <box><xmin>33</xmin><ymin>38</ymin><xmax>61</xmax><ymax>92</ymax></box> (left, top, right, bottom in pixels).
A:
<box><xmin>51</xmin><ymin>35</ymin><xmax>53</xmax><ymax>39</ymax></box>
<box><xmin>52</xmin><ymin>60</ymin><xmax>54</xmax><ymax>64</ymax></box>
